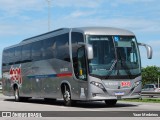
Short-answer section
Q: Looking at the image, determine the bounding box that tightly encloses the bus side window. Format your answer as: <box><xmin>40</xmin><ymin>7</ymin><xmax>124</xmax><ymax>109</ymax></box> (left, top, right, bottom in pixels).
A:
<box><xmin>15</xmin><ymin>46</ymin><xmax>22</xmax><ymax>64</ymax></box>
<box><xmin>22</xmin><ymin>44</ymin><xmax>32</xmax><ymax>63</ymax></box>
<box><xmin>2</xmin><ymin>50</ymin><xmax>9</xmax><ymax>66</ymax></box>
<box><xmin>8</xmin><ymin>48</ymin><xmax>15</xmax><ymax>65</ymax></box>
<box><xmin>31</xmin><ymin>41</ymin><xmax>42</xmax><ymax>61</ymax></box>
<box><xmin>42</xmin><ymin>37</ymin><xmax>55</xmax><ymax>60</ymax></box>
<box><xmin>56</xmin><ymin>33</ymin><xmax>70</xmax><ymax>62</ymax></box>
<box><xmin>77</xmin><ymin>47</ymin><xmax>87</xmax><ymax>81</ymax></box>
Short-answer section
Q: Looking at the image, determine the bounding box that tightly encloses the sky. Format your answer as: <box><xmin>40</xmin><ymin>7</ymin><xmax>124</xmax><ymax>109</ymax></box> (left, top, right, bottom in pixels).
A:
<box><xmin>0</xmin><ymin>0</ymin><xmax>160</xmax><ymax>76</ymax></box>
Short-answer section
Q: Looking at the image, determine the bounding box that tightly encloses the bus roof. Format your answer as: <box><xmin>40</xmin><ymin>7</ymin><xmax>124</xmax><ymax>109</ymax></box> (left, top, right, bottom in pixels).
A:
<box><xmin>4</xmin><ymin>27</ymin><xmax>135</xmax><ymax>50</ymax></box>
<box><xmin>72</xmin><ymin>27</ymin><xmax>135</xmax><ymax>36</ymax></box>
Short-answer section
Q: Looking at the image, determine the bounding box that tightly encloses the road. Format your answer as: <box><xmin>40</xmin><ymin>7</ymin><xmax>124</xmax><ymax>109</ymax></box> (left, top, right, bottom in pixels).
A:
<box><xmin>0</xmin><ymin>94</ymin><xmax>159</xmax><ymax>120</ymax></box>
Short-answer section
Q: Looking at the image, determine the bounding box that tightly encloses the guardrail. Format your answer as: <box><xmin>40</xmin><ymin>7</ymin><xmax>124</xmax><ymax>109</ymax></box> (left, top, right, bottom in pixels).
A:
<box><xmin>141</xmin><ymin>91</ymin><xmax>160</xmax><ymax>96</ymax></box>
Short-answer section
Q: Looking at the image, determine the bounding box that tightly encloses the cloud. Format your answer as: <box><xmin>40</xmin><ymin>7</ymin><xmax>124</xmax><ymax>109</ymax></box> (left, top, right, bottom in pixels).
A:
<box><xmin>0</xmin><ymin>19</ymin><xmax>48</xmax><ymax>37</ymax></box>
<box><xmin>140</xmin><ymin>40</ymin><xmax>160</xmax><ymax>64</ymax></box>
<box><xmin>53</xmin><ymin>0</ymin><xmax>104</xmax><ymax>8</ymax></box>
<box><xmin>0</xmin><ymin>0</ymin><xmax>103</xmax><ymax>15</ymax></box>
<box><xmin>1</xmin><ymin>16</ymin><xmax>158</xmax><ymax>38</ymax></box>
<box><xmin>66</xmin><ymin>10</ymin><xmax>96</xmax><ymax>18</ymax></box>
<box><xmin>110</xmin><ymin>0</ymin><xmax>155</xmax><ymax>7</ymax></box>
<box><xmin>0</xmin><ymin>0</ymin><xmax>45</xmax><ymax>13</ymax></box>
<box><xmin>54</xmin><ymin>16</ymin><xmax>160</xmax><ymax>34</ymax></box>
<box><xmin>148</xmin><ymin>40</ymin><xmax>160</xmax><ymax>48</ymax></box>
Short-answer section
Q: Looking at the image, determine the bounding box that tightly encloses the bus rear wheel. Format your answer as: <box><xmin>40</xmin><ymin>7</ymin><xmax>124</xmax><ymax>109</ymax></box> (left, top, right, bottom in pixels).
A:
<box><xmin>14</xmin><ymin>87</ymin><xmax>29</xmax><ymax>102</ymax></box>
<box><xmin>105</xmin><ymin>100</ymin><xmax>117</xmax><ymax>106</ymax></box>
<box><xmin>14</xmin><ymin>87</ymin><xmax>20</xmax><ymax>102</ymax></box>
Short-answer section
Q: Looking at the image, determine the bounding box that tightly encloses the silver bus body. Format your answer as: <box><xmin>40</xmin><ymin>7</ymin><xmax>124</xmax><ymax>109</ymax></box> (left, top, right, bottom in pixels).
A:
<box><xmin>2</xmin><ymin>27</ymin><xmax>152</xmax><ymax>105</ymax></box>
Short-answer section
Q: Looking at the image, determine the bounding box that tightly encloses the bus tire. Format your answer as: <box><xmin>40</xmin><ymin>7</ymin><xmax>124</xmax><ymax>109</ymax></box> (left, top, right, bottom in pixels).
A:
<box><xmin>62</xmin><ymin>85</ymin><xmax>76</xmax><ymax>106</ymax></box>
<box><xmin>44</xmin><ymin>98</ymin><xmax>56</xmax><ymax>102</ymax></box>
<box><xmin>105</xmin><ymin>100</ymin><xmax>117</xmax><ymax>106</ymax></box>
<box><xmin>63</xmin><ymin>88</ymin><xmax>71</xmax><ymax>106</ymax></box>
<box><xmin>20</xmin><ymin>97</ymin><xmax>29</xmax><ymax>102</ymax></box>
<box><xmin>14</xmin><ymin>87</ymin><xmax>29</xmax><ymax>102</ymax></box>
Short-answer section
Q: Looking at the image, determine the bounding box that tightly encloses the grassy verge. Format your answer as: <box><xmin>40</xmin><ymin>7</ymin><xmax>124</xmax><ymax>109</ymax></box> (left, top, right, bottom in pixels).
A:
<box><xmin>121</xmin><ymin>98</ymin><xmax>160</xmax><ymax>103</ymax></box>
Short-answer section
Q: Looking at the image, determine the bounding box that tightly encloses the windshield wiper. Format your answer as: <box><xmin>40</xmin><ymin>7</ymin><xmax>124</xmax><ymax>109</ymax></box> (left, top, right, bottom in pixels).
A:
<box><xmin>109</xmin><ymin>60</ymin><xmax>117</xmax><ymax>71</ymax></box>
<box><xmin>104</xmin><ymin>59</ymin><xmax>117</xmax><ymax>79</ymax></box>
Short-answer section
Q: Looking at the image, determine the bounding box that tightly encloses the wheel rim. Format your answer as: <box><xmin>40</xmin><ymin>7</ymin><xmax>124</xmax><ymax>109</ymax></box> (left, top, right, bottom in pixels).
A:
<box><xmin>15</xmin><ymin>89</ymin><xmax>19</xmax><ymax>101</ymax></box>
<box><xmin>64</xmin><ymin>91</ymin><xmax>70</xmax><ymax>102</ymax></box>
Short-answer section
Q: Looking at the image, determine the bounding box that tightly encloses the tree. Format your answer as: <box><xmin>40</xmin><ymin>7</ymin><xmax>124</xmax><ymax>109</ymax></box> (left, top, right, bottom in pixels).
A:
<box><xmin>141</xmin><ymin>66</ymin><xmax>160</xmax><ymax>86</ymax></box>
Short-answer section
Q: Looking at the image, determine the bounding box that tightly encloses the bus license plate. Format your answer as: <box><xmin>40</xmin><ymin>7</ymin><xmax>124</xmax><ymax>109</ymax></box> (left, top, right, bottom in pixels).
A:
<box><xmin>115</xmin><ymin>92</ymin><xmax>124</xmax><ymax>96</ymax></box>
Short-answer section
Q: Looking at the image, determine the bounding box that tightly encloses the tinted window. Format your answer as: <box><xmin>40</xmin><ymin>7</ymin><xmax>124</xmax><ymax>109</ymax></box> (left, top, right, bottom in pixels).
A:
<box><xmin>149</xmin><ymin>85</ymin><xmax>154</xmax><ymax>88</ymax></box>
<box><xmin>2</xmin><ymin>50</ymin><xmax>9</xmax><ymax>66</ymax></box>
<box><xmin>32</xmin><ymin>41</ymin><xmax>42</xmax><ymax>61</ymax></box>
<box><xmin>15</xmin><ymin>46</ymin><xmax>22</xmax><ymax>64</ymax></box>
<box><xmin>42</xmin><ymin>37</ymin><xmax>56</xmax><ymax>59</ymax></box>
<box><xmin>77</xmin><ymin>47</ymin><xmax>87</xmax><ymax>80</ymax></box>
<box><xmin>71</xmin><ymin>32</ymin><xmax>84</xmax><ymax>77</ymax></box>
<box><xmin>71</xmin><ymin>32</ymin><xmax>84</xmax><ymax>58</ymax></box>
<box><xmin>22</xmin><ymin>44</ymin><xmax>31</xmax><ymax>62</ymax></box>
<box><xmin>3</xmin><ymin>48</ymin><xmax>16</xmax><ymax>66</ymax></box>
<box><xmin>56</xmin><ymin>33</ymin><xmax>70</xmax><ymax>61</ymax></box>
<box><xmin>146</xmin><ymin>85</ymin><xmax>149</xmax><ymax>88</ymax></box>
<box><xmin>8</xmin><ymin>48</ymin><xmax>15</xmax><ymax>65</ymax></box>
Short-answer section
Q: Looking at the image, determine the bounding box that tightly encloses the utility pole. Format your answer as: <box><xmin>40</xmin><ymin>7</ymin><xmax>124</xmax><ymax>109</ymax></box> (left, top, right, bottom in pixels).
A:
<box><xmin>46</xmin><ymin>0</ymin><xmax>51</xmax><ymax>32</ymax></box>
<box><xmin>158</xmin><ymin>69</ymin><xmax>160</xmax><ymax>88</ymax></box>
<box><xmin>158</xmin><ymin>75</ymin><xmax>159</xmax><ymax>88</ymax></box>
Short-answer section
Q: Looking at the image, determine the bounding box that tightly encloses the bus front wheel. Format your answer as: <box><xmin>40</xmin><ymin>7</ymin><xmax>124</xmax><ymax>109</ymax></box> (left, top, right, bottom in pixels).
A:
<box><xmin>62</xmin><ymin>85</ymin><xmax>76</xmax><ymax>106</ymax></box>
<box><xmin>63</xmin><ymin>87</ymin><xmax>72</xmax><ymax>106</ymax></box>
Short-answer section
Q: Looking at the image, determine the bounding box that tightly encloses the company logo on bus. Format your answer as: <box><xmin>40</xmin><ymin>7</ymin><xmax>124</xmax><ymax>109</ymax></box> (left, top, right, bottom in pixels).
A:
<box><xmin>9</xmin><ymin>65</ymin><xmax>22</xmax><ymax>85</ymax></box>
<box><xmin>121</xmin><ymin>81</ymin><xmax>131</xmax><ymax>87</ymax></box>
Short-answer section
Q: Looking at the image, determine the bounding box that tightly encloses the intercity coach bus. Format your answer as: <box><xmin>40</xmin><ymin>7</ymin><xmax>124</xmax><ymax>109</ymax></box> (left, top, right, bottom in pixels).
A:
<box><xmin>2</xmin><ymin>27</ymin><xmax>152</xmax><ymax>106</ymax></box>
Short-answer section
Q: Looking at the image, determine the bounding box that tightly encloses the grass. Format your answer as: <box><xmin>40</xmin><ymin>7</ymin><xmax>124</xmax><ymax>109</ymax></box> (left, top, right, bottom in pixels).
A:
<box><xmin>121</xmin><ymin>98</ymin><xmax>160</xmax><ymax>103</ymax></box>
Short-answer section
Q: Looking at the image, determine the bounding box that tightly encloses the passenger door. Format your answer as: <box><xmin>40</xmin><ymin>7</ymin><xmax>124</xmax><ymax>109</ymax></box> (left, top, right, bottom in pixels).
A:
<box><xmin>71</xmin><ymin>32</ymin><xmax>88</xmax><ymax>100</ymax></box>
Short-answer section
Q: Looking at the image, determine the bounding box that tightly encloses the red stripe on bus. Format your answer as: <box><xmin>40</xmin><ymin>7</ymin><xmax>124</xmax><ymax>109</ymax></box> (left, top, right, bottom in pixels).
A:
<box><xmin>57</xmin><ymin>73</ymin><xmax>72</xmax><ymax>77</ymax></box>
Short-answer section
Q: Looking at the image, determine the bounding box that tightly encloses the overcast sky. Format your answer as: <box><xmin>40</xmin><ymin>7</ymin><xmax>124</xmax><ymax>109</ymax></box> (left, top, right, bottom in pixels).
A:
<box><xmin>0</xmin><ymin>0</ymin><xmax>160</xmax><ymax>76</ymax></box>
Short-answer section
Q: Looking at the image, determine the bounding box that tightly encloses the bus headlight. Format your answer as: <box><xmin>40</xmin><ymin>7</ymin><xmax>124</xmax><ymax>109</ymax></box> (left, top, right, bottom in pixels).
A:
<box><xmin>90</xmin><ymin>81</ymin><xmax>105</xmax><ymax>90</ymax></box>
<box><xmin>134</xmin><ymin>81</ymin><xmax>141</xmax><ymax>87</ymax></box>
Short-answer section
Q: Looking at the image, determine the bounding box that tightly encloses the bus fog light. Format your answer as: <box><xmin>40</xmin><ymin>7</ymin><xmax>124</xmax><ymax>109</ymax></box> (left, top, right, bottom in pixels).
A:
<box><xmin>92</xmin><ymin>93</ymin><xmax>97</xmax><ymax>97</ymax></box>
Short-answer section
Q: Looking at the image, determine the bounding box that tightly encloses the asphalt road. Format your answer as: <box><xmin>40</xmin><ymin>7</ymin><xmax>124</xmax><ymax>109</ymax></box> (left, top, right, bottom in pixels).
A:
<box><xmin>0</xmin><ymin>94</ymin><xmax>159</xmax><ymax>120</ymax></box>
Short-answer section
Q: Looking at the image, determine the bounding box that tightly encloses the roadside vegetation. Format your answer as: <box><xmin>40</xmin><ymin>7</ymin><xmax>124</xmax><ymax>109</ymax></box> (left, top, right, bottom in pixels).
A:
<box><xmin>142</xmin><ymin>66</ymin><xmax>160</xmax><ymax>86</ymax></box>
<box><xmin>122</xmin><ymin>98</ymin><xmax>160</xmax><ymax>103</ymax></box>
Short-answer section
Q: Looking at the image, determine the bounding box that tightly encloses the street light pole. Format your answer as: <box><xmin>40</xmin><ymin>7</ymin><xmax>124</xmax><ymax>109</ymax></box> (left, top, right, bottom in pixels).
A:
<box><xmin>46</xmin><ymin>0</ymin><xmax>51</xmax><ymax>32</ymax></box>
<box><xmin>158</xmin><ymin>75</ymin><xmax>159</xmax><ymax>88</ymax></box>
<box><xmin>158</xmin><ymin>69</ymin><xmax>160</xmax><ymax>88</ymax></box>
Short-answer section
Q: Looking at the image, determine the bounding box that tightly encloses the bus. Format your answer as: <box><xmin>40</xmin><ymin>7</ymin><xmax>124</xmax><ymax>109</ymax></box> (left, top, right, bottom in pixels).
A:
<box><xmin>2</xmin><ymin>27</ymin><xmax>152</xmax><ymax>106</ymax></box>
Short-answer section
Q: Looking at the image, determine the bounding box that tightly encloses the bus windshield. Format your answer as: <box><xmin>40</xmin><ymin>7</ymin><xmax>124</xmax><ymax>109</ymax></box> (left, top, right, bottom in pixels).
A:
<box><xmin>87</xmin><ymin>35</ymin><xmax>141</xmax><ymax>79</ymax></box>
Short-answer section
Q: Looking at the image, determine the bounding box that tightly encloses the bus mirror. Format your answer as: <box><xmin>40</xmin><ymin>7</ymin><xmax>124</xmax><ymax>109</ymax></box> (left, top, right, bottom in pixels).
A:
<box><xmin>138</xmin><ymin>43</ymin><xmax>153</xmax><ymax>59</ymax></box>
<box><xmin>78</xmin><ymin>42</ymin><xmax>93</xmax><ymax>60</ymax></box>
<box><xmin>86</xmin><ymin>44</ymin><xmax>93</xmax><ymax>60</ymax></box>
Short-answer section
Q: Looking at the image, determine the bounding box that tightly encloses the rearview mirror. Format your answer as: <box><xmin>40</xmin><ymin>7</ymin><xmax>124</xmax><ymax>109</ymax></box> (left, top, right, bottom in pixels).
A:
<box><xmin>138</xmin><ymin>43</ymin><xmax>153</xmax><ymax>59</ymax></box>
<box><xmin>78</xmin><ymin>43</ymin><xmax>94</xmax><ymax>60</ymax></box>
<box><xmin>86</xmin><ymin>44</ymin><xmax>93</xmax><ymax>60</ymax></box>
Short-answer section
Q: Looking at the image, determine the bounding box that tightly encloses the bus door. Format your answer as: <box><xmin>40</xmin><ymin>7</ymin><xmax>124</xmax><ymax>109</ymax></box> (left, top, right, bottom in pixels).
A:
<box><xmin>73</xmin><ymin>46</ymin><xmax>88</xmax><ymax>100</ymax></box>
<box><xmin>71</xmin><ymin>32</ymin><xmax>88</xmax><ymax>100</ymax></box>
